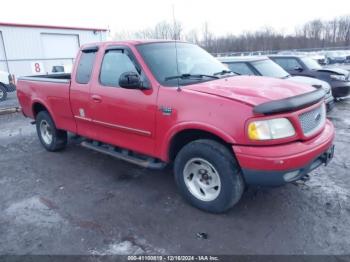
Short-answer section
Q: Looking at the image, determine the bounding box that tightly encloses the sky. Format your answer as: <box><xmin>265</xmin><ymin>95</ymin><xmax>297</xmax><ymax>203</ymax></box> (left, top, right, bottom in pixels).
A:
<box><xmin>1</xmin><ymin>0</ymin><xmax>349</xmax><ymax>37</ymax></box>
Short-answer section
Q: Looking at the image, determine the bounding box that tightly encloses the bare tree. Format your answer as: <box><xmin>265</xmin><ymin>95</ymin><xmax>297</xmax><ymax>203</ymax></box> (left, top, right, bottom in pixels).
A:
<box><xmin>185</xmin><ymin>29</ymin><xmax>200</xmax><ymax>44</ymax></box>
<box><xmin>113</xmin><ymin>14</ymin><xmax>350</xmax><ymax>53</ymax></box>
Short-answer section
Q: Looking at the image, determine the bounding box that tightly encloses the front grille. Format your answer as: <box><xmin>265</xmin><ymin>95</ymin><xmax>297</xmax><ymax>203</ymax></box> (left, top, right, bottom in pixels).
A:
<box><xmin>299</xmin><ymin>105</ymin><xmax>326</xmax><ymax>136</ymax></box>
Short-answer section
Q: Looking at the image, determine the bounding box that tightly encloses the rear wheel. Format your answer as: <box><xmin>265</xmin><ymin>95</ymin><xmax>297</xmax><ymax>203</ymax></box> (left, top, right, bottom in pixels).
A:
<box><xmin>174</xmin><ymin>139</ymin><xmax>244</xmax><ymax>213</ymax></box>
<box><xmin>36</xmin><ymin>111</ymin><xmax>67</xmax><ymax>151</ymax></box>
<box><xmin>0</xmin><ymin>85</ymin><xmax>7</xmax><ymax>101</ymax></box>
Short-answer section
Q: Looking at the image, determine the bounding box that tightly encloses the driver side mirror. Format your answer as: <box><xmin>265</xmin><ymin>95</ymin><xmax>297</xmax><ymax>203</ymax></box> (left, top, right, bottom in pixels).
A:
<box><xmin>119</xmin><ymin>71</ymin><xmax>143</xmax><ymax>89</ymax></box>
<box><xmin>294</xmin><ymin>66</ymin><xmax>303</xmax><ymax>72</ymax></box>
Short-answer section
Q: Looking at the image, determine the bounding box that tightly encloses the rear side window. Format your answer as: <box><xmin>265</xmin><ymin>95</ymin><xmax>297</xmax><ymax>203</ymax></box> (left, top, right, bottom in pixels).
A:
<box><xmin>273</xmin><ymin>58</ymin><xmax>302</xmax><ymax>71</ymax></box>
<box><xmin>76</xmin><ymin>51</ymin><xmax>97</xmax><ymax>84</ymax></box>
<box><xmin>226</xmin><ymin>62</ymin><xmax>255</xmax><ymax>75</ymax></box>
<box><xmin>100</xmin><ymin>50</ymin><xmax>139</xmax><ymax>87</ymax></box>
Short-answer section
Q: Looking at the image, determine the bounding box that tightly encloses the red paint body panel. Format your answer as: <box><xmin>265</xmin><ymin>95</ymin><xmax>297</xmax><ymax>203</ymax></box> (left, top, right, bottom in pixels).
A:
<box><xmin>186</xmin><ymin>75</ymin><xmax>314</xmax><ymax>107</ymax></box>
<box><xmin>17</xmin><ymin>80</ymin><xmax>76</xmax><ymax>133</ymax></box>
<box><xmin>16</xmin><ymin>40</ymin><xmax>335</xmax><ymax>180</ymax></box>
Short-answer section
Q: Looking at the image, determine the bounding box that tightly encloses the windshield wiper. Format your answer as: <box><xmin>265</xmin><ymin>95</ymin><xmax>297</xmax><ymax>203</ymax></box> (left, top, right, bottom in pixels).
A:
<box><xmin>214</xmin><ymin>69</ymin><xmax>238</xmax><ymax>76</ymax></box>
<box><xmin>164</xmin><ymin>73</ymin><xmax>219</xmax><ymax>81</ymax></box>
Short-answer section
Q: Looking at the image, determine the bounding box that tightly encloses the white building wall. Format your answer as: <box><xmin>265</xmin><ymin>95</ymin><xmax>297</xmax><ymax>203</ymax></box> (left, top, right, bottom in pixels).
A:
<box><xmin>0</xmin><ymin>25</ymin><xmax>106</xmax><ymax>76</ymax></box>
<box><xmin>0</xmin><ymin>32</ymin><xmax>8</xmax><ymax>72</ymax></box>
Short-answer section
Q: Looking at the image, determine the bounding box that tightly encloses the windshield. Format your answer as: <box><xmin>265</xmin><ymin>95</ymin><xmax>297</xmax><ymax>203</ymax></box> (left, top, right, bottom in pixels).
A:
<box><xmin>300</xmin><ymin>57</ymin><xmax>322</xmax><ymax>70</ymax></box>
<box><xmin>251</xmin><ymin>59</ymin><xmax>290</xmax><ymax>78</ymax></box>
<box><xmin>136</xmin><ymin>42</ymin><xmax>230</xmax><ymax>86</ymax></box>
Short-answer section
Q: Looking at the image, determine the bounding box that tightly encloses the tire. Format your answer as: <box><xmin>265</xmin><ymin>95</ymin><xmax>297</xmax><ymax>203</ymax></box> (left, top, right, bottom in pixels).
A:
<box><xmin>35</xmin><ymin>111</ymin><xmax>67</xmax><ymax>152</ymax></box>
<box><xmin>174</xmin><ymin>139</ymin><xmax>244</xmax><ymax>213</ymax></box>
<box><xmin>0</xmin><ymin>85</ymin><xmax>7</xmax><ymax>101</ymax></box>
<box><xmin>334</xmin><ymin>96</ymin><xmax>341</xmax><ymax>102</ymax></box>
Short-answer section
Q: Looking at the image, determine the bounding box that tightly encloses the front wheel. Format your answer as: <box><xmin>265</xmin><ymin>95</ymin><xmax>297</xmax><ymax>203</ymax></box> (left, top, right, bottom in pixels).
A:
<box><xmin>36</xmin><ymin>111</ymin><xmax>67</xmax><ymax>151</ymax></box>
<box><xmin>0</xmin><ymin>85</ymin><xmax>7</xmax><ymax>101</ymax></box>
<box><xmin>174</xmin><ymin>139</ymin><xmax>244</xmax><ymax>213</ymax></box>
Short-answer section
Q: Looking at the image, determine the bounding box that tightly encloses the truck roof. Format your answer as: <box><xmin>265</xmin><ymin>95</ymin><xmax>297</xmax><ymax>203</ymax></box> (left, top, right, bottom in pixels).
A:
<box><xmin>81</xmin><ymin>39</ymin><xmax>185</xmax><ymax>49</ymax></box>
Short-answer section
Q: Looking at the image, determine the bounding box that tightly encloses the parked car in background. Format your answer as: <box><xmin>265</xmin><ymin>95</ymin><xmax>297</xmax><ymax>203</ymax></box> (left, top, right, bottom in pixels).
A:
<box><xmin>325</xmin><ymin>51</ymin><xmax>347</xmax><ymax>64</ymax></box>
<box><xmin>219</xmin><ymin>56</ymin><xmax>334</xmax><ymax>111</ymax></box>
<box><xmin>345</xmin><ymin>51</ymin><xmax>350</xmax><ymax>63</ymax></box>
<box><xmin>0</xmin><ymin>70</ymin><xmax>16</xmax><ymax>102</ymax></box>
<box><xmin>16</xmin><ymin>41</ymin><xmax>335</xmax><ymax>213</ymax></box>
<box><xmin>269</xmin><ymin>55</ymin><xmax>350</xmax><ymax>99</ymax></box>
<box><xmin>308</xmin><ymin>51</ymin><xmax>327</xmax><ymax>65</ymax></box>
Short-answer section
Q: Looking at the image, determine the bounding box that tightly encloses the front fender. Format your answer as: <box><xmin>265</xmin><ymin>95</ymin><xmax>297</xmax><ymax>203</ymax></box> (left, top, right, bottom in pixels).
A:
<box><xmin>159</xmin><ymin>121</ymin><xmax>236</xmax><ymax>161</ymax></box>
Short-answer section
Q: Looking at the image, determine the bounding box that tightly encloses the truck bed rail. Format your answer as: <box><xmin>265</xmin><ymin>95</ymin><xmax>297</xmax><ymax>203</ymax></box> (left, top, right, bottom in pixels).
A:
<box><xmin>18</xmin><ymin>73</ymin><xmax>71</xmax><ymax>84</ymax></box>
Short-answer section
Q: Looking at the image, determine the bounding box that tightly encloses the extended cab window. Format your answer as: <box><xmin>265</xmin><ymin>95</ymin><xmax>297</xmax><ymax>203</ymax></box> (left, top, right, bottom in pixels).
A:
<box><xmin>273</xmin><ymin>58</ymin><xmax>302</xmax><ymax>71</ymax></box>
<box><xmin>100</xmin><ymin>50</ymin><xmax>139</xmax><ymax>87</ymax></box>
<box><xmin>76</xmin><ymin>51</ymin><xmax>97</xmax><ymax>84</ymax></box>
<box><xmin>226</xmin><ymin>62</ymin><xmax>255</xmax><ymax>75</ymax></box>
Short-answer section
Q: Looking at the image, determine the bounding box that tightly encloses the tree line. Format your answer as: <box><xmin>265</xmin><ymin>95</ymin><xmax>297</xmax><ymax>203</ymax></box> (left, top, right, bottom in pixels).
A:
<box><xmin>113</xmin><ymin>15</ymin><xmax>350</xmax><ymax>54</ymax></box>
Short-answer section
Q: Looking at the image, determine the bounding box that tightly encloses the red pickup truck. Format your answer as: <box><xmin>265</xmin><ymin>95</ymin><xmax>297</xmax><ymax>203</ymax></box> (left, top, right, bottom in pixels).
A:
<box><xmin>17</xmin><ymin>41</ymin><xmax>335</xmax><ymax>213</ymax></box>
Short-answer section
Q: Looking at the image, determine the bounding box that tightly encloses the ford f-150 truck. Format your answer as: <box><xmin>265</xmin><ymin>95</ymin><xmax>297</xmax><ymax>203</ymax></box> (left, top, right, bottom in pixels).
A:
<box><xmin>17</xmin><ymin>41</ymin><xmax>335</xmax><ymax>213</ymax></box>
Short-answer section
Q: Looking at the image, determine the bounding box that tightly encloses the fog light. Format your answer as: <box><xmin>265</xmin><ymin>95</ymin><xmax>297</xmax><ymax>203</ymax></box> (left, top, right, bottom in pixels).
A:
<box><xmin>283</xmin><ymin>170</ymin><xmax>300</xmax><ymax>182</ymax></box>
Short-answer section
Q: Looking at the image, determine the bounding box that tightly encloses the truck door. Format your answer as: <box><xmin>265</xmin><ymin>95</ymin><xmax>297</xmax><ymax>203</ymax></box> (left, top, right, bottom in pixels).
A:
<box><xmin>70</xmin><ymin>46</ymin><xmax>99</xmax><ymax>139</ymax></box>
<box><xmin>89</xmin><ymin>46</ymin><xmax>157</xmax><ymax>157</ymax></box>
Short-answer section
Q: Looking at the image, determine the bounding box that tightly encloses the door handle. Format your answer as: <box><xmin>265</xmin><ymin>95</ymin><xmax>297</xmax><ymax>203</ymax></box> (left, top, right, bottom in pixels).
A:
<box><xmin>91</xmin><ymin>95</ymin><xmax>102</xmax><ymax>103</ymax></box>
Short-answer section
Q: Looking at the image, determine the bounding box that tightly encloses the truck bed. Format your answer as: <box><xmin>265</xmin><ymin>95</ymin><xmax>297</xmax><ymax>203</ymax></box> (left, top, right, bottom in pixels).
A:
<box><xmin>17</xmin><ymin>73</ymin><xmax>76</xmax><ymax>133</ymax></box>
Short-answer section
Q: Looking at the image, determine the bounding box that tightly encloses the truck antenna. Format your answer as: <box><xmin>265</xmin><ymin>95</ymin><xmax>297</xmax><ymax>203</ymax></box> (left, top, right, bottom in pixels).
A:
<box><xmin>172</xmin><ymin>4</ymin><xmax>181</xmax><ymax>92</ymax></box>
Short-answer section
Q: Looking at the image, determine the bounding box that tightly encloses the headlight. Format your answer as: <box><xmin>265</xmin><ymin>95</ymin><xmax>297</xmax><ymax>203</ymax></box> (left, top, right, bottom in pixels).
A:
<box><xmin>322</xmin><ymin>82</ymin><xmax>331</xmax><ymax>93</ymax></box>
<box><xmin>330</xmin><ymin>74</ymin><xmax>346</xmax><ymax>81</ymax></box>
<box><xmin>248</xmin><ymin>118</ymin><xmax>295</xmax><ymax>140</ymax></box>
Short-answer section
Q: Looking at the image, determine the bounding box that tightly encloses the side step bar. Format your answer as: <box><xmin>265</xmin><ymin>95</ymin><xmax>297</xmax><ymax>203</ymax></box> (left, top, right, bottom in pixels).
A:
<box><xmin>81</xmin><ymin>141</ymin><xmax>167</xmax><ymax>169</ymax></box>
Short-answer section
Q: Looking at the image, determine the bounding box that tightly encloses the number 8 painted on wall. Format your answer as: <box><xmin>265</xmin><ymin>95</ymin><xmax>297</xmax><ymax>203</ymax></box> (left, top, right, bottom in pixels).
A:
<box><xmin>34</xmin><ymin>63</ymin><xmax>41</xmax><ymax>73</ymax></box>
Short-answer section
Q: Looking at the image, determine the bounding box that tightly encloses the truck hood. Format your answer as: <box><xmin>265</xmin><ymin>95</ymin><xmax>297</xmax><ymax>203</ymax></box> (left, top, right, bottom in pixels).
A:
<box><xmin>186</xmin><ymin>76</ymin><xmax>315</xmax><ymax>106</ymax></box>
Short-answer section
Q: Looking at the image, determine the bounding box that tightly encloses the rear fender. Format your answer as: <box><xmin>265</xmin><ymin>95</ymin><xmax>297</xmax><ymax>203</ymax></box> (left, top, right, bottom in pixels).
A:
<box><xmin>31</xmin><ymin>99</ymin><xmax>57</xmax><ymax>125</ymax></box>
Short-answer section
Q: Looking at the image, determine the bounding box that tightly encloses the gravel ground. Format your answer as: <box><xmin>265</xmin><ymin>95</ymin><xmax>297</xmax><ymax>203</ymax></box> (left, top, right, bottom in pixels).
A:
<box><xmin>0</xmin><ymin>99</ymin><xmax>349</xmax><ymax>255</ymax></box>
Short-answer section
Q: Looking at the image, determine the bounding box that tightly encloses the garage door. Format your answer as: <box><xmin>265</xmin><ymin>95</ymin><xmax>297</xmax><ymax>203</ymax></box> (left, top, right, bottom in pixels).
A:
<box><xmin>41</xmin><ymin>33</ymin><xmax>79</xmax><ymax>59</ymax></box>
<box><xmin>0</xmin><ymin>31</ymin><xmax>8</xmax><ymax>71</ymax></box>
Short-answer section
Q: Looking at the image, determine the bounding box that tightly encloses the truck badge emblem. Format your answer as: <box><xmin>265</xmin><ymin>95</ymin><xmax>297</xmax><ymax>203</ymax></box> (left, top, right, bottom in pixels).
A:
<box><xmin>79</xmin><ymin>108</ymin><xmax>85</xmax><ymax>117</ymax></box>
